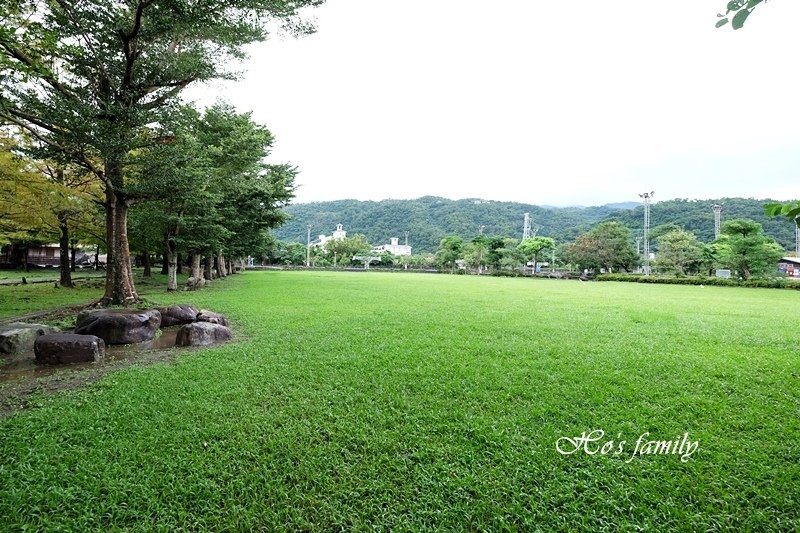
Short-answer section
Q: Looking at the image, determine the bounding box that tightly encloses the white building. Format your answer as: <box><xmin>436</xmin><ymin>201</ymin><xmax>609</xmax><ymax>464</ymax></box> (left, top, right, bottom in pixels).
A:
<box><xmin>313</xmin><ymin>224</ymin><xmax>347</xmax><ymax>248</ymax></box>
<box><xmin>372</xmin><ymin>237</ymin><xmax>412</xmax><ymax>256</ymax></box>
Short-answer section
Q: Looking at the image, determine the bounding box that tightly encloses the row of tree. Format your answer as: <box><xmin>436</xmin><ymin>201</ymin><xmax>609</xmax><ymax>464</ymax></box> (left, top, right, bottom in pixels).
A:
<box><xmin>0</xmin><ymin>0</ymin><xmax>323</xmax><ymax>305</ymax></box>
<box><xmin>273</xmin><ymin>197</ymin><xmax>797</xmax><ymax>254</ymax></box>
<box><xmin>267</xmin><ymin>216</ymin><xmax>787</xmax><ymax>280</ymax></box>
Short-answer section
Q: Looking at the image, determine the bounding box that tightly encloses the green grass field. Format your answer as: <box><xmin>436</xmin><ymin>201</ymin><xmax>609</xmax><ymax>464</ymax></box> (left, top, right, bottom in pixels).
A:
<box><xmin>1</xmin><ymin>271</ymin><xmax>799</xmax><ymax>531</ymax></box>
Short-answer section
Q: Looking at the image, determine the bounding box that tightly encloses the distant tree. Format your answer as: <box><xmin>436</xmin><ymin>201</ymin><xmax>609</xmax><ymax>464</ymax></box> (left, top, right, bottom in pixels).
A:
<box><xmin>518</xmin><ymin>236</ymin><xmax>555</xmax><ymax>274</ymax></box>
<box><xmin>717</xmin><ymin>219</ymin><xmax>784</xmax><ymax>279</ymax></box>
<box><xmin>326</xmin><ymin>234</ymin><xmax>371</xmax><ymax>265</ymax></box>
<box><xmin>566</xmin><ymin>222</ymin><xmax>638</xmax><ymax>273</ymax></box>
<box><xmin>463</xmin><ymin>235</ymin><xmax>489</xmax><ymax>273</ymax></box>
<box><xmin>654</xmin><ymin>229</ymin><xmax>703</xmax><ymax>275</ymax></box>
<box><xmin>435</xmin><ymin>236</ymin><xmax>464</xmax><ymax>273</ymax></box>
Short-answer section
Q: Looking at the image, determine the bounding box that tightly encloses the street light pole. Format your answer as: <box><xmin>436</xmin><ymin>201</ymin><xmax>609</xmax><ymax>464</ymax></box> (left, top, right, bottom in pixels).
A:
<box><xmin>306</xmin><ymin>224</ymin><xmax>312</xmax><ymax>267</ymax></box>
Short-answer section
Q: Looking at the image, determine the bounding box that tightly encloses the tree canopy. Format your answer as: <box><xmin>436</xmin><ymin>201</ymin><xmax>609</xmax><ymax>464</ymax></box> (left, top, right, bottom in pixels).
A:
<box><xmin>0</xmin><ymin>0</ymin><xmax>323</xmax><ymax>303</ymax></box>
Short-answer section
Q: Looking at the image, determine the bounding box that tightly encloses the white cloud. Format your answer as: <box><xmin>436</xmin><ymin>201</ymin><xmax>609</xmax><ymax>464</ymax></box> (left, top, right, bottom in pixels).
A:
<box><xmin>184</xmin><ymin>0</ymin><xmax>800</xmax><ymax>206</ymax></box>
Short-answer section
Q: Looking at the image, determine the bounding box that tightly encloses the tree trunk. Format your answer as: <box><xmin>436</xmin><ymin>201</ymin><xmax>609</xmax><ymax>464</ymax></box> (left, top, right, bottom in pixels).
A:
<box><xmin>101</xmin><ymin>181</ymin><xmax>138</xmax><ymax>306</ymax></box>
<box><xmin>166</xmin><ymin>233</ymin><xmax>178</xmax><ymax>291</ymax></box>
<box><xmin>93</xmin><ymin>245</ymin><xmax>100</xmax><ymax>270</ymax></box>
<box><xmin>57</xmin><ymin>212</ymin><xmax>73</xmax><ymax>287</ymax></box>
<box><xmin>177</xmin><ymin>253</ymin><xmax>183</xmax><ymax>274</ymax></box>
<box><xmin>142</xmin><ymin>251</ymin><xmax>151</xmax><ymax>277</ymax></box>
<box><xmin>161</xmin><ymin>249</ymin><xmax>169</xmax><ymax>275</ymax></box>
<box><xmin>191</xmin><ymin>252</ymin><xmax>203</xmax><ymax>280</ymax></box>
<box><xmin>228</xmin><ymin>258</ymin><xmax>235</xmax><ymax>274</ymax></box>
<box><xmin>217</xmin><ymin>252</ymin><xmax>228</xmax><ymax>277</ymax></box>
<box><xmin>203</xmin><ymin>254</ymin><xmax>213</xmax><ymax>281</ymax></box>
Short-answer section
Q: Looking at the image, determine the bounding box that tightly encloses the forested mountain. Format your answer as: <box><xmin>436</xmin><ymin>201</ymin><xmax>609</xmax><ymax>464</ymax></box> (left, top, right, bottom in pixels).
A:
<box><xmin>274</xmin><ymin>197</ymin><xmax>796</xmax><ymax>253</ymax></box>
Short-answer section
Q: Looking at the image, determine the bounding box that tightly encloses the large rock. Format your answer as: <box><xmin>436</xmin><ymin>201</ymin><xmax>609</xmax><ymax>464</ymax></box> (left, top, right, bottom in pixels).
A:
<box><xmin>196</xmin><ymin>309</ymin><xmax>229</xmax><ymax>327</ymax></box>
<box><xmin>175</xmin><ymin>322</ymin><xmax>233</xmax><ymax>347</ymax></box>
<box><xmin>0</xmin><ymin>322</ymin><xmax>60</xmax><ymax>355</ymax></box>
<box><xmin>158</xmin><ymin>304</ymin><xmax>200</xmax><ymax>327</ymax></box>
<box><xmin>35</xmin><ymin>333</ymin><xmax>105</xmax><ymax>365</ymax></box>
<box><xmin>75</xmin><ymin>309</ymin><xmax>161</xmax><ymax>345</ymax></box>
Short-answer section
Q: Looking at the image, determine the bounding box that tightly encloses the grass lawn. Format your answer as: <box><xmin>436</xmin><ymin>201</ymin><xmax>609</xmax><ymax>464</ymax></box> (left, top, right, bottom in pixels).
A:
<box><xmin>1</xmin><ymin>271</ymin><xmax>798</xmax><ymax>531</ymax></box>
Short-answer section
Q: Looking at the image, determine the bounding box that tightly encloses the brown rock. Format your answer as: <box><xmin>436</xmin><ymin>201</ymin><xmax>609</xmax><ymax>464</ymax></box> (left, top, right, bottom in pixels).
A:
<box><xmin>35</xmin><ymin>333</ymin><xmax>105</xmax><ymax>365</ymax></box>
<box><xmin>0</xmin><ymin>323</ymin><xmax>60</xmax><ymax>356</ymax></box>
<box><xmin>196</xmin><ymin>310</ymin><xmax>229</xmax><ymax>327</ymax></box>
<box><xmin>158</xmin><ymin>304</ymin><xmax>200</xmax><ymax>327</ymax></box>
<box><xmin>175</xmin><ymin>322</ymin><xmax>233</xmax><ymax>347</ymax></box>
<box><xmin>75</xmin><ymin>309</ymin><xmax>161</xmax><ymax>344</ymax></box>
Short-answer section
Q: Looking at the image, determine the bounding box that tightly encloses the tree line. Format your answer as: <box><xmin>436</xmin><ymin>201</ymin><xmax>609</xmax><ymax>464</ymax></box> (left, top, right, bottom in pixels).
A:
<box><xmin>274</xmin><ymin>197</ymin><xmax>796</xmax><ymax>255</ymax></box>
<box><xmin>0</xmin><ymin>0</ymin><xmax>324</xmax><ymax>304</ymax></box>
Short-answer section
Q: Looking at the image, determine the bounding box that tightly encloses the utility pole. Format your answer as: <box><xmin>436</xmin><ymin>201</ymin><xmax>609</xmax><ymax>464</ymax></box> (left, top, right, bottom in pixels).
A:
<box><xmin>306</xmin><ymin>224</ymin><xmax>312</xmax><ymax>267</ymax></box>
<box><xmin>404</xmin><ymin>231</ymin><xmax>409</xmax><ymax>246</ymax></box>
<box><xmin>478</xmin><ymin>225</ymin><xmax>485</xmax><ymax>275</ymax></box>
<box><xmin>712</xmin><ymin>204</ymin><xmax>722</xmax><ymax>240</ymax></box>
<box><xmin>639</xmin><ymin>191</ymin><xmax>654</xmax><ymax>275</ymax></box>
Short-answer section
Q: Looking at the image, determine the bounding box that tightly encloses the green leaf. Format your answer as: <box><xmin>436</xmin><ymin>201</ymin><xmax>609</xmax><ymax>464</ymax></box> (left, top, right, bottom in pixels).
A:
<box><xmin>727</xmin><ymin>0</ymin><xmax>745</xmax><ymax>11</ymax></box>
<box><xmin>732</xmin><ymin>8</ymin><xmax>751</xmax><ymax>29</ymax></box>
<box><xmin>715</xmin><ymin>18</ymin><xmax>730</xmax><ymax>27</ymax></box>
<box><xmin>746</xmin><ymin>0</ymin><xmax>764</xmax><ymax>9</ymax></box>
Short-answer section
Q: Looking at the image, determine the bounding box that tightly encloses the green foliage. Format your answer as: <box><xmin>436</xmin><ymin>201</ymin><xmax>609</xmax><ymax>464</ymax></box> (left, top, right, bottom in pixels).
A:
<box><xmin>717</xmin><ymin>218</ymin><xmax>785</xmax><ymax>279</ymax></box>
<box><xmin>654</xmin><ymin>229</ymin><xmax>703</xmax><ymax>275</ymax></box>
<box><xmin>276</xmin><ymin>198</ymin><xmax>633</xmax><ymax>254</ymax></box>
<box><xmin>518</xmin><ymin>236</ymin><xmax>555</xmax><ymax>271</ymax></box>
<box><xmin>434</xmin><ymin>235</ymin><xmax>463</xmax><ymax>272</ymax></box>
<box><xmin>716</xmin><ymin>0</ymin><xmax>766</xmax><ymax>29</ymax></box>
<box><xmin>1</xmin><ymin>272</ymin><xmax>799</xmax><ymax>530</ymax></box>
<box><xmin>565</xmin><ymin>221</ymin><xmax>638</xmax><ymax>273</ymax></box>
<box><xmin>325</xmin><ymin>234</ymin><xmax>372</xmax><ymax>265</ymax></box>
<box><xmin>276</xmin><ymin>197</ymin><xmax>794</xmax><ymax>254</ymax></box>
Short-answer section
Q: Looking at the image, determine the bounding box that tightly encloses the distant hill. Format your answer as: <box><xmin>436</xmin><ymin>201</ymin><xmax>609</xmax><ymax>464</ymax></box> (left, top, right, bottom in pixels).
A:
<box><xmin>274</xmin><ymin>197</ymin><xmax>796</xmax><ymax>254</ymax></box>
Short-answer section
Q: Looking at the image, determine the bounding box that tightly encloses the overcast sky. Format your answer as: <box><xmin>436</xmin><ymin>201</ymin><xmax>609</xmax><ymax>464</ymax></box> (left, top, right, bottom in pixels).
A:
<box><xmin>184</xmin><ymin>1</ymin><xmax>800</xmax><ymax>207</ymax></box>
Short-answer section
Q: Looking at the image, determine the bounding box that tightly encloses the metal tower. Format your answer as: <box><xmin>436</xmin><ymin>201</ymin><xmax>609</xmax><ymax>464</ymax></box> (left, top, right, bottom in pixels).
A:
<box><xmin>523</xmin><ymin>213</ymin><xmax>531</xmax><ymax>240</ymax></box>
<box><xmin>712</xmin><ymin>204</ymin><xmax>722</xmax><ymax>240</ymax></box>
<box><xmin>639</xmin><ymin>191</ymin><xmax>654</xmax><ymax>275</ymax></box>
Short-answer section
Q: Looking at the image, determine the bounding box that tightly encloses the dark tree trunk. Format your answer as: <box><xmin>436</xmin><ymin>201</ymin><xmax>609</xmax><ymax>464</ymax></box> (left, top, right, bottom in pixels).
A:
<box><xmin>203</xmin><ymin>253</ymin><xmax>213</xmax><ymax>281</ymax></box>
<box><xmin>101</xmin><ymin>174</ymin><xmax>138</xmax><ymax>306</ymax></box>
<box><xmin>93</xmin><ymin>245</ymin><xmax>100</xmax><ymax>270</ymax></box>
<box><xmin>142</xmin><ymin>251</ymin><xmax>151</xmax><ymax>277</ymax></box>
<box><xmin>177</xmin><ymin>253</ymin><xmax>183</xmax><ymax>274</ymax></box>
<box><xmin>58</xmin><ymin>212</ymin><xmax>73</xmax><ymax>287</ymax></box>
<box><xmin>161</xmin><ymin>248</ymin><xmax>169</xmax><ymax>275</ymax></box>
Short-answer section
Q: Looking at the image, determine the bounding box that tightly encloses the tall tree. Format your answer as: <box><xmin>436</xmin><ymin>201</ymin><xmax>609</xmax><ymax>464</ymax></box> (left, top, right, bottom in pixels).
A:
<box><xmin>654</xmin><ymin>229</ymin><xmax>703</xmax><ymax>275</ymax></box>
<box><xmin>717</xmin><ymin>219</ymin><xmax>784</xmax><ymax>279</ymax></box>
<box><xmin>566</xmin><ymin>222</ymin><xmax>638</xmax><ymax>273</ymax></box>
<box><xmin>0</xmin><ymin>0</ymin><xmax>322</xmax><ymax>304</ymax></box>
<box><xmin>435</xmin><ymin>236</ymin><xmax>463</xmax><ymax>273</ymax></box>
<box><xmin>518</xmin><ymin>236</ymin><xmax>555</xmax><ymax>274</ymax></box>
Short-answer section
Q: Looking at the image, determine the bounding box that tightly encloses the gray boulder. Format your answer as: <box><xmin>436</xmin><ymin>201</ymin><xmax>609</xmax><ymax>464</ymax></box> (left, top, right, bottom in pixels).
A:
<box><xmin>35</xmin><ymin>333</ymin><xmax>105</xmax><ymax>365</ymax></box>
<box><xmin>0</xmin><ymin>322</ymin><xmax>60</xmax><ymax>355</ymax></box>
<box><xmin>175</xmin><ymin>322</ymin><xmax>233</xmax><ymax>347</ymax></box>
<box><xmin>158</xmin><ymin>304</ymin><xmax>200</xmax><ymax>327</ymax></box>
<box><xmin>196</xmin><ymin>309</ymin><xmax>229</xmax><ymax>327</ymax></box>
<box><xmin>75</xmin><ymin>309</ymin><xmax>161</xmax><ymax>344</ymax></box>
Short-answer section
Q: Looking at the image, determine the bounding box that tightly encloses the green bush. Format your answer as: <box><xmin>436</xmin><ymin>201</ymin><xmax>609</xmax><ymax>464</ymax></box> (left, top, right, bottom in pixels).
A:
<box><xmin>596</xmin><ymin>274</ymin><xmax>799</xmax><ymax>290</ymax></box>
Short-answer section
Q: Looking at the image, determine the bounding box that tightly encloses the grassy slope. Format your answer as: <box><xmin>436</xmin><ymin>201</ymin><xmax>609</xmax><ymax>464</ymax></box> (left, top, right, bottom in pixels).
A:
<box><xmin>0</xmin><ymin>271</ymin><xmax>798</xmax><ymax>531</ymax></box>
